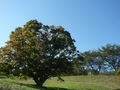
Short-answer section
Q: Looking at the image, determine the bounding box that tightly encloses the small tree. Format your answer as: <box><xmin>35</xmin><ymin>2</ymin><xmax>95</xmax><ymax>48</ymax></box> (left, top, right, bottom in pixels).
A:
<box><xmin>0</xmin><ymin>20</ymin><xmax>78</xmax><ymax>87</ymax></box>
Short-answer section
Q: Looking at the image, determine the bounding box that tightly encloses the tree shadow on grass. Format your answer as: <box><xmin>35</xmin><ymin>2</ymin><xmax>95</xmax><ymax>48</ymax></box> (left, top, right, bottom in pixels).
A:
<box><xmin>39</xmin><ymin>86</ymin><xmax>74</xmax><ymax>90</ymax></box>
<box><xmin>16</xmin><ymin>82</ymin><xmax>75</xmax><ymax>90</ymax></box>
<box><xmin>116</xmin><ymin>89</ymin><xmax>120</xmax><ymax>90</ymax></box>
<box><xmin>0</xmin><ymin>78</ymin><xmax>74</xmax><ymax>90</ymax></box>
<box><xmin>0</xmin><ymin>76</ymin><xmax>6</xmax><ymax>79</ymax></box>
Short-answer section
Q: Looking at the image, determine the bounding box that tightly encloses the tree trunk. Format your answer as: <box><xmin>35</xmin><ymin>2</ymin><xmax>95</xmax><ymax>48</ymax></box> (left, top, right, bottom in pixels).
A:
<box><xmin>33</xmin><ymin>75</ymin><xmax>47</xmax><ymax>87</ymax></box>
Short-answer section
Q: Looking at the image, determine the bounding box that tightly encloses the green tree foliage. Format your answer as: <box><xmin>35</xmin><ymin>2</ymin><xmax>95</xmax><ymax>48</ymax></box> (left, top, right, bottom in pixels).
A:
<box><xmin>0</xmin><ymin>47</ymin><xmax>12</xmax><ymax>75</ymax></box>
<box><xmin>99</xmin><ymin>44</ymin><xmax>120</xmax><ymax>71</ymax></box>
<box><xmin>0</xmin><ymin>20</ymin><xmax>78</xmax><ymax>86</ymax></box>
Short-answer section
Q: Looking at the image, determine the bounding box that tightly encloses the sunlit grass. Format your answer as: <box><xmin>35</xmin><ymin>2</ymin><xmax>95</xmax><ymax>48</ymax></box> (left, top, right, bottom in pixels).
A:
<box><xmin>0</xmin><ymin>79</ymin><xmax>38</xmax><ymax>90</ymax></box>
<box><xmin>0</xmin><ymin>75</ymin><xmax>120</xmax><ymax>90</ymax></box>
<box><xmin>44</xmin><ymin>75</ymin><xmax>120</xmax><ymax>90</ymax></box>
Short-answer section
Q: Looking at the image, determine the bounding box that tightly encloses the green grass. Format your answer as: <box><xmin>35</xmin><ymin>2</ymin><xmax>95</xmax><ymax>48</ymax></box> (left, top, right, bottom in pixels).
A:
<box><xmin>0</xmin><ymin>75</ymin><xmax>120</xmax><ymax>90</ymax></box>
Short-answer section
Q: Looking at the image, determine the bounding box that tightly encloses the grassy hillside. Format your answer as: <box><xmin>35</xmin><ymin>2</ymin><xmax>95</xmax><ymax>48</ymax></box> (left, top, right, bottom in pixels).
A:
<box><xmin>0</xmin><ymin>75</ymin><xmax>120</xmax><ymax>90</ymax></box>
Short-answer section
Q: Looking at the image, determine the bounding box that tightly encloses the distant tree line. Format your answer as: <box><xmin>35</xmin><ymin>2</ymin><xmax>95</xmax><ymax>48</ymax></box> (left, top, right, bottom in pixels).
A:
<box><xmin>74</xmin><ymin>44</ymin><xmax>120</xmax><ymax>75</ymax></box>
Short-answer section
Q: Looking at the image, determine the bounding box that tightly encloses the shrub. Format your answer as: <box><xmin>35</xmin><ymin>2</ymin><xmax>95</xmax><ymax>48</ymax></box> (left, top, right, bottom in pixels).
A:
<box><xmin>19</xmin><ymin>75</ymin><xmax>28</xmax><ymax>80</ymax></box>
<box><xmin>116</xmin><ymin>68</ymin><xmax>120</xmax><ymax>82</ymax></box>
<box><xmin>116</xmin><ymin>68</ymin><xmax>120</xmax><ymax>76</ymax></box>
<box><xmin>6</xmin><ymin>74</ymin><xmax>15</xmax><ymax>79</ymax></box>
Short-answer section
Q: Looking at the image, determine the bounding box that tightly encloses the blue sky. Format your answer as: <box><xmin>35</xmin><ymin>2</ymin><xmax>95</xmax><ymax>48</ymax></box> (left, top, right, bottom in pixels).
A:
<box><xmin>0</xmin><ymin>0</ymin><xmax>120</xmax><ymax>52</ymax></box>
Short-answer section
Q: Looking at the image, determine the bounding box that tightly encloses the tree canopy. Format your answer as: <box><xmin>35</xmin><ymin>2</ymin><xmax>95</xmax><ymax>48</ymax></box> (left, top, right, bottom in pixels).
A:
<box><xmin>0</xmin><ymin>20</ymin><xmax>79</xmax><ymax>86</ymax></box>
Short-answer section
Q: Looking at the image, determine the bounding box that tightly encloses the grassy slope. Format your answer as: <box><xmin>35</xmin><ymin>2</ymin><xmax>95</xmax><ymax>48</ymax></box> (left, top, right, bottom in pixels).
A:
<box><xmin>0</xmin><ymin>75</ymin><xmax>120</xmax><ymax>90</ymax></box>
<box><xmin>44</xmin><ymin>75</ymin><xmax>120</xmax><ymax>90</ymax></box>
